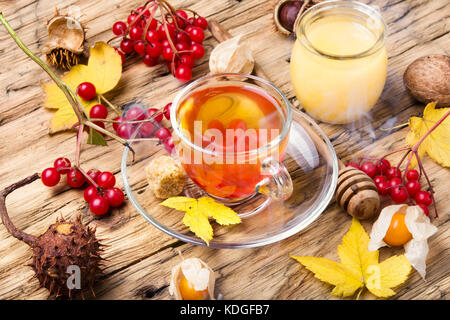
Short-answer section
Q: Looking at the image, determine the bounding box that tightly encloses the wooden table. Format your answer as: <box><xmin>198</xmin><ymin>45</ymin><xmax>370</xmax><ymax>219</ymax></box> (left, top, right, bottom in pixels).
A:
<box><xmin>0</xmin><ymin>0</ymin><xmax>448</xmax><ymax>300</ymax></box>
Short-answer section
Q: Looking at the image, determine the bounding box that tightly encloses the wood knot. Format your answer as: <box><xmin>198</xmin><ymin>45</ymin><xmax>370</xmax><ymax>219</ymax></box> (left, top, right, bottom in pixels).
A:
<box><xmin>135</xmin><ymin>285</ymin><xmax>168</xmax><ymax>299</ymax></box>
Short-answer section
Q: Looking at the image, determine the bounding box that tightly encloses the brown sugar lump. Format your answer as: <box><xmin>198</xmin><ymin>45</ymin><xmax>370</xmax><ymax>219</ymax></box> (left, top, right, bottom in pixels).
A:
<box><xmin>145</xmin><ymin>156</ymin><xmax>187</xmax><ymax>199</ymax></box>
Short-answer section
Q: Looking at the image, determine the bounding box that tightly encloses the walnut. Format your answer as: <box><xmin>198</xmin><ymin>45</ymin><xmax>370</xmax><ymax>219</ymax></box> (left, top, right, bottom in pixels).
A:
<box><xmin>404</xmin><ymin>54</ymin><xmax>450</xmax><ymax>107</ymax></box>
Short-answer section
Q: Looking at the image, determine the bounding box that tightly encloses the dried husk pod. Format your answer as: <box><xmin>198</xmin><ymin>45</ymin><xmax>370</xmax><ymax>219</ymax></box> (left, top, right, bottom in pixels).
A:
<box><xmin>169</xmin><ymin>257</ymin><xmax>216</xmax><ymax>300</ymax></box>
<box><xmin>209</xmin><ymin>35</ymin><xmax>254</xmax><ymax>75</ymax></box>
<box><xmin>42</xmin><ymin>9</ymin><xmax>86</xmax><ymax>70</ymax></box>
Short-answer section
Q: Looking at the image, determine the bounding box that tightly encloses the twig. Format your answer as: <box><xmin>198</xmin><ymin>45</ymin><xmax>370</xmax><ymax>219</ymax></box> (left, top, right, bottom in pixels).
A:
<box><xmin>0</xmin><ymin>174</ymin><xmax>40</xmax><ymax>246</ymax></box>
<box><xmin>74</xmin><ymin>123</ymin><xmax>84</xmax><ymax>167</ymax></box>
<box><xmin>100</xmin><ymin>94</ymin><xmax>121</xmax><ymax>116</ymax></box>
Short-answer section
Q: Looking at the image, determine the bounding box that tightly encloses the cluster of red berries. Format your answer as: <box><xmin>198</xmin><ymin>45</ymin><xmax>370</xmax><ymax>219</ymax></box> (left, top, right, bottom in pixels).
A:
<box><xmin>76</xmin><ymin>79</ymin><xmax>175</xmax><ymax>154</ymax></box>
<box><xmin>346</xmin><ymin>159</ymin><xmax>434</xmax><ymax>215</ymax></box>
<box><xmin>112</xmin><ymin>102</ymin><xmax>174</xmax><ymax>154</ymax></box>
<box><xmin>112</xmin><ymin>5</ymin><xmax>208</xmax><ymax>82</ymax></box>
<box><xmin>41</xmin><ymin>158</ymin><xmax>125</xmax><ymax>217</ymax></box>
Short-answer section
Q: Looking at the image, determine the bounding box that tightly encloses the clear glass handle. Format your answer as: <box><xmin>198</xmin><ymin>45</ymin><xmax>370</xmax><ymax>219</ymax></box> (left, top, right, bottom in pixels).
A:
<box><xmin>255</xmin><ymin>158</ymin><xmax>293</xmax><ymax>201</ymax></box>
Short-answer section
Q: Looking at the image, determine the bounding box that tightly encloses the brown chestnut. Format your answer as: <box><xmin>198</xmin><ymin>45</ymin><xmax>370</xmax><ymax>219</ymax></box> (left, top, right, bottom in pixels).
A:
<box><xmin>279</xmin><ymin>1</ymin><xmax>303</xmax><ymax>32</ymax></box>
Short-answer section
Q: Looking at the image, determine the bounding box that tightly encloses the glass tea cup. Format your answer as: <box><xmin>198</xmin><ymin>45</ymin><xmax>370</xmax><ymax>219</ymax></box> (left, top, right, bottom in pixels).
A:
<box><xmin>170</xmin><ymin>74</ymin><xmax>293</xmax><ymax>204</ymax></box>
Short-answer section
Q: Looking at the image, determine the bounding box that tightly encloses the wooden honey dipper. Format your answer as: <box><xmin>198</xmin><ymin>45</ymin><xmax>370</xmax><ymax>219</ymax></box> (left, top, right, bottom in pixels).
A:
<box><xmin>208</xmin><ymin>20</ymin><xmax>380</xmax><ymax>219</ymax></box>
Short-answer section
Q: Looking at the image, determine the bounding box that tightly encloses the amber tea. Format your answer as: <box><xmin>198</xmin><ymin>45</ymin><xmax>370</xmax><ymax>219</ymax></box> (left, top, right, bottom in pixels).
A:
<box><xmin>175</xmin><ymin>84</ymin><xmax>289</xmax><ymax>200</ymax></box>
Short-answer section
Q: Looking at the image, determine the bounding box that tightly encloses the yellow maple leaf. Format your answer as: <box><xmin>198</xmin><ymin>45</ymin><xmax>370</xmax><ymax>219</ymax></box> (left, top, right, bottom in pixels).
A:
<box><xmin>406</xmin><ymin>102</ymin><xmax>450</xmax><ymax>168</ymax></box>
<box><xmin>182</xmin><ymin>202</ymin><xmax>213</xmax><ymax>245</ymax></box>
<box><xmin>290</xmin><ymin>219</ymin><xmax>411</xmax><ymax>299</ymax></box>
<box><xmin>337</xmin><ymin>217</ymin><xmax>378</xmax><ymax>281</ymax></box>
<box><xmin>198</xmin><ymin>197</ymin><xmax>241</xmax><ymax>225</ymax></box>
<box><xmin>291</xmin><ymin>256</ymin><xmax>364</xmax><ymax>297</ymax></box>
<box><xmin>161</xmin><ymin>196</ymin><xmax>242</xmax><ymax>245</ymax></box>
<box><xmin>365</xmin><ymin>255</ymin><xmax>411</xmax><ymax>298</ymax></box>
<box><xmin>43</xmin><ymin>42</ymin><xmax>122</xmax><ymax>133</ymax></box>
<box><xmin>160</xmin><ymin>196</ymin><xmax>197</xmax><ymax>211</ymax></box>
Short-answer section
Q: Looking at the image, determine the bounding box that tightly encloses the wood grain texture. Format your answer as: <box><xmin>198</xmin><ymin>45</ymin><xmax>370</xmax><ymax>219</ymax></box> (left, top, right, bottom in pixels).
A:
<box><xmin>0</xmin><ymin>0</ymin><xmax>449</xmax><ymax>300</ymax></box>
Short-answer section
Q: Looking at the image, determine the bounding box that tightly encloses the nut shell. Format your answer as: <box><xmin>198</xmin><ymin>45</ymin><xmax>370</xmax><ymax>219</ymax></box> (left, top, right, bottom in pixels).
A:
<box><xmin>42</xmin><ymin>9</ymin><xmax>86</xmax><ymax>69</ymax></box>
<box><xmin>43</xmin><ymin>14</ymin><xmax>85</xmax><ymax>55</ymax></box>
<box><xmin>274</xmin><ymin>0</ymin><xmax>302</xmax><ymax>35</ymax></box>
<box><xmin>404</xmin><ymin>54</ymin><xmax>450</xmax><ymax>107</ymax></box>
<box><xmin>31</xmin><ymin>216</ymin><xmax>103</xmax><ymax>298</ymax></box>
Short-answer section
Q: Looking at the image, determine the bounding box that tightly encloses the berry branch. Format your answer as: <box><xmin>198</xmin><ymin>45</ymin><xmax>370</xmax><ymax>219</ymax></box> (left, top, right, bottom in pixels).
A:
<box><xmin>0</xmin><ymin>13</ymin><xmax>130</xmax><ymax>148</ymax></box>
<box><xmin>110</xmin><ymin>0</ymin><xmax>208</xmax><ymax>81</ymax></box>
<box><xmin>0</xmin><ymin>10</ymin><xmax>180</xmax><ymax>216</ymax></box>
<box><xmin>0</xmin><ymin>13</ymin><xmax>137</xmax><ymax>217</ymax></box>
<box><xmin>347</xmin><ymin>110</ymin><xmax>450</xmax><ymax>218</ymax></box>
<box><xmin>75</xmin><ymin>123</ymin><xmax>84</xmax><ymax>167</ymax></box>
<box><xmin>99</xmin><ymin>94</ymin><xmax>122</xmax><ymax>116</ymax></box>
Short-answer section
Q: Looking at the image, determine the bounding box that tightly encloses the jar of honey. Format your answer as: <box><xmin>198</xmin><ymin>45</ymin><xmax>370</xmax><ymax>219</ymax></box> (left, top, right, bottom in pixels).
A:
<box><xmin>290</xmin><ymin>0</ymin><xmax>387</xmax><ymax>124</ymax></box>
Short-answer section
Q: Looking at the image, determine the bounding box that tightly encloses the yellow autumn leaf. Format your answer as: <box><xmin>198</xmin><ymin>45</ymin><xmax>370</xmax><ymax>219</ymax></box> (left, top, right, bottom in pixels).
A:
<box><xmin>337</xmin><ymin>216</ymin><xmax>378</xmax><ymax>281</ymax></box>
<box><xmin>290</xmin><ymin>256</ymin><xmax>363</xmax><ymax>297</ymax></box>
<box><xmin>406</xmin><ymin>102</ymin><xmax>450</xmax><ymax>168</ymax></box>
<box><xmin>161</xmin><ymin>196</ymin><xmax>241</xmax><ymax>245</ymax></box>
<box><xmin>160</xmin><ymin>196</ymin><xmax>197</xmax><ymax>211</ymax></box>
<box><xmin>86</xmin><ymin>42</ymin><xmax>123</xmax><ymax>94</ymax></box>
<box><xmin>290</xmin><ymin>219</ymin><xmax>411</xmax><ymax>299</ymax></box>
<box><xmin>183</xmin><ymin>203</ymin><xmax>213</xmax><ymax>245</ymax></box>
<box><xmin>43</xmin><ymin>42</ymin><xmax>122</xmax><ymax>133</ymax></box>
<box><xmin>43</xmin><ymin>64</ymin><xmax>90</xmax><ymax>110</ymax></box>
<box><xmin>50</xmin><ymin>98</ymin><xmax>98</xmax><ymax>132</ymax></box>
<box><xmin>366</xmin><ymin>255</ymin><xmax>412</xmax><ymax>298</ymax></box>
<box><xmin>198</xmin><ymin>197</ymin><xmax>241</xmax><ymax>225</ymax></box>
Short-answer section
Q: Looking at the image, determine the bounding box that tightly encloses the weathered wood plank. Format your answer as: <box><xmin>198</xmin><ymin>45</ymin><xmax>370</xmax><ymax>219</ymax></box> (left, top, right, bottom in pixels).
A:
<box><xmin>0</xmin><ymin>0</ymin><xmax>448</xmax><ymax>300</ymax></box>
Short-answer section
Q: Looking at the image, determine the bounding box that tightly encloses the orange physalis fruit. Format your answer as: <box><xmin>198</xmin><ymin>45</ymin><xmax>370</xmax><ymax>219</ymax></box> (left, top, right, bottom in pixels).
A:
<box><xmin>179</xmin><ymin>276</ymin><xmax>209</xmax><ymax>300</ymax></box>
<box><xmin>383</xmin><ymin>212</ymin><xmax>413</xmax><ymax>246</ymax></box>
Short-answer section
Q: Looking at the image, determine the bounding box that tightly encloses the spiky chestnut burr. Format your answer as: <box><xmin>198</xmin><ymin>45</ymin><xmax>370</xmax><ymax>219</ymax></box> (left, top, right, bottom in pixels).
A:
<box><xmin>0</xmin><ymin>174</ymin><xmax>104</xmax><ymax>299</ymax></box>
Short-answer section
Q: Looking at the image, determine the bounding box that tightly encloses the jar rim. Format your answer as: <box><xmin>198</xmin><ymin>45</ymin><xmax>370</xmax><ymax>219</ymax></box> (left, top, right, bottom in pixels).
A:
<box><xmin>294</xmin><ymin>0</ymin><xmax>387</xmax><ymax>60</ymax></box>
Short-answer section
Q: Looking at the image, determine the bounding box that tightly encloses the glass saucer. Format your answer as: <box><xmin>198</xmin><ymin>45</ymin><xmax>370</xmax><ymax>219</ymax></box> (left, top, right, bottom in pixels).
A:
<box><xmin>121</xmin><ymin>109</ymin><xmax>338</xmax><ymax>248</ymax></box>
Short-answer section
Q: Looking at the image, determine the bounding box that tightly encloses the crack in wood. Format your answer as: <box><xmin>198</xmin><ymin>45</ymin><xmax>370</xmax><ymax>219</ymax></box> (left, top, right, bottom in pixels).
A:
<box><xmin>382</xmin><ymin>0</ymin><xmax>405</xmax><ymax>10</ymax></box>
<box><xmin>5</xmin><ymin>84</ymin><xmax>35</xmax><ymax>95</ymax></box>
